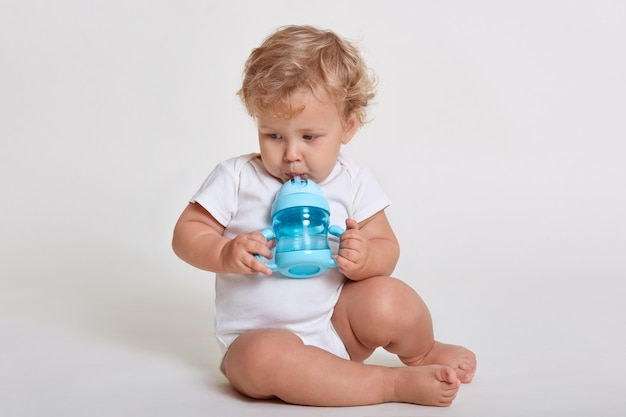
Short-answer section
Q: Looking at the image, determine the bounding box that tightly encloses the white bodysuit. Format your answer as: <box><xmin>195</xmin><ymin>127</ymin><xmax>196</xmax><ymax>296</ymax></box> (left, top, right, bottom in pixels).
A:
<box><xmin>191</xmin><ymin>153</ymin><xmax>390</xmax><ymax>360</ymax></box>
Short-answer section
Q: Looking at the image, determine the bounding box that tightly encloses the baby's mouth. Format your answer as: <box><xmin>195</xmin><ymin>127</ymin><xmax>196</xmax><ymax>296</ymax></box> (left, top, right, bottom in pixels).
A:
<box><xmin>287</xmin><ymin>173</ymin><xmax>307</xmax><ymax>181</ymax></box>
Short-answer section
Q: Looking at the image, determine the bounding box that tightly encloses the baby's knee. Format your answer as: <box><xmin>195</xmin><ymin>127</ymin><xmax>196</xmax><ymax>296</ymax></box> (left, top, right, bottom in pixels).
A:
<box><xmin>223</xmin><ymin>329</ymin><xmax>303</xmax><ymax>397</ymax></box>
<box><xmin>367</xmin><ymin>277</ymin><xmax>429</xmax><ymax>328</ymax></box>
<box><xmin>225</xmin><ymin>330</ymin><xmax>302</xmax><ymax>375</ymax></box>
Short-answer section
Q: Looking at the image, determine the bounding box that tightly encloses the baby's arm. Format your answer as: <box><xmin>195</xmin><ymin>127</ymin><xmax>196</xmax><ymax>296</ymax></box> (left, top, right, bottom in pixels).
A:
<box><xmin>172</xmin><ymin>202</ymin><xmax>273</xmax><ymax>275</ymax></box>
<box><xmin>335</xmin><ymin>210</ymin><xmax>400</xmax><ymax>281</ymax></box>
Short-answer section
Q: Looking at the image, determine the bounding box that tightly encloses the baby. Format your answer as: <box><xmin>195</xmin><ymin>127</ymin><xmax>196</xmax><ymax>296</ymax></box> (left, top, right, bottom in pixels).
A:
<box><xmin>172</xmin><ymin>25</ymin><xmax>476</xmax><ymax>407</ymax></box>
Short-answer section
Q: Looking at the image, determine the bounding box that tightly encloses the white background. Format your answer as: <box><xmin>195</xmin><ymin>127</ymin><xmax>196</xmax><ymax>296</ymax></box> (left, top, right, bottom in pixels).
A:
<box><xmin>1</xmin><ymin>1</ymin><xmax>625</xmax><ymax>416</ymax></box>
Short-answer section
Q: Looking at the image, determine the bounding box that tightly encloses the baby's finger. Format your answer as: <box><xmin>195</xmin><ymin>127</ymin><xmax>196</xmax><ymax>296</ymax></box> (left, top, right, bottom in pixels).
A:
<box><xmin>345</xmin><ymin>218</ymin><xmax>359</xmax><ymax>230</ymax></box>
<box><xmin>249</xmin><ymin>230</ymin><xmax>271</xmax><ymax>243</ymax></box>
<box><xmin>249</xmin><ymin>256</ymin><xmax>273</xmax><ymax>275</ymax></box>
<box><xmin>246</xmin><ymin>233</ymin><xmax>273</xmax><ymax>258</ymax></box>
<box><xmin>251</xmin><ymin>241</ymin><xmax>272</xmax><ymax>259</ymax></box>
<box><xmin>338</xmin><ymin>234</ymin><xmax>358</xmax><ymax>250</ymax></box>
<box><xmin>334</xmin><ymin>254</ymin><xmax>358</xmax><ymax>275</ymax></box>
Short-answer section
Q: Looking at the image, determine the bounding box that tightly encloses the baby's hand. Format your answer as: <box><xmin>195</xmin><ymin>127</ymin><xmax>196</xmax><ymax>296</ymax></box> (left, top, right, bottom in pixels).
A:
<box><xmin>335</xmin><ymin>218</ymin><xmax>370</xmax><ymax>279</ymax></box>
<box><xmin>220</xmin><ymin>231</ymin><xmax>273</xmax><ymax>275</ymax></box>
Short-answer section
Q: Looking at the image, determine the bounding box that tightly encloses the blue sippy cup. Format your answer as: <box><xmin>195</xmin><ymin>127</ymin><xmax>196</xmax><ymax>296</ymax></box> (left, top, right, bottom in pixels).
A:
<box><xmin>256</xmin><ymin>176</ymin><xmax>344</xmax><ymax>278</ymax></box>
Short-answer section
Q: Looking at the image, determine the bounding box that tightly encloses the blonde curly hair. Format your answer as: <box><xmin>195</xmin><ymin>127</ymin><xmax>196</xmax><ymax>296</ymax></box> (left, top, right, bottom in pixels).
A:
<box><xmin>238</xmin><ymin>25</ymin><xmax>376</xmax><ymax>125</ymax></box>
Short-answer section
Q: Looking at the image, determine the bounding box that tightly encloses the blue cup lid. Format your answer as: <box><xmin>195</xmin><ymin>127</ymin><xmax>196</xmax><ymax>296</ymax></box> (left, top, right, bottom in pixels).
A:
<box><xmin>271</xmin><ymin>177</ymin><xmax>330</xmax><ymax>215</ymax></box>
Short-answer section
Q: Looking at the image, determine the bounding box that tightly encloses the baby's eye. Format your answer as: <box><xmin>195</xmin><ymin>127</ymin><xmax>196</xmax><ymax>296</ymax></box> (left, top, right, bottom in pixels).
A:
<box><xmin>302</xmin><ymin>135</ymin><xmax>317</xmax><ymax>140</ymax></box>
<box><xmin>268</xmin><ymin>133</ymin><xmax>283</xmax><ymax>139</ymax></box>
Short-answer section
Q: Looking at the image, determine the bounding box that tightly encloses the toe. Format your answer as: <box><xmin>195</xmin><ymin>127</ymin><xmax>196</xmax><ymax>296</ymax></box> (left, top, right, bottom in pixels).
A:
<box><xmin>439</xmin><ymin>366</ymin><xmax>460</xmax><ymax>384</ymax></box>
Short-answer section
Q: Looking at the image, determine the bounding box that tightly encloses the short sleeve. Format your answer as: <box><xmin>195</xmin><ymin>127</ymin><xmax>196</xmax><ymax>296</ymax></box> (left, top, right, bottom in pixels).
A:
<box><xmin>190</xmin><ymin>159</ymin><xmax>239</xmax><ymax>227</ymax></box>
<box><xmin>350</xmin><ymin>164</ymin><xmax>391</xmax><ymax>223</ymax></box>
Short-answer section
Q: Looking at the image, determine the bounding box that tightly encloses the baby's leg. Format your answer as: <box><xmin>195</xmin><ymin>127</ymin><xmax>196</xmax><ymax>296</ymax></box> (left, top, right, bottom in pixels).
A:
<box><xmin>332</xmin><ymin>276</ymin><xmax>476</xmax><ymax>383</ymax></box>
<box><xmin>222</xmin><ymin>328</ymin><xmax>460</xmax><ymax>406</ymax></box>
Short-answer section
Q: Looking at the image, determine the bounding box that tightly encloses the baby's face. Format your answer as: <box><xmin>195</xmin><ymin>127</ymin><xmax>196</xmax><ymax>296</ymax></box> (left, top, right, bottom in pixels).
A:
<box><xmin>256</xmin><ymin>89</ymin><xmax>358</xmax><ymax>184</ymax></box>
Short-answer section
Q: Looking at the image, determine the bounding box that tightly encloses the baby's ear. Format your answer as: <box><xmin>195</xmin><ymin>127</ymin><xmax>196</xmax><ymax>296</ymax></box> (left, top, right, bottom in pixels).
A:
<box><xmin>341</xmin><ymin>113</ymin><xmax>360</xmax><ymax>145</ymax></box>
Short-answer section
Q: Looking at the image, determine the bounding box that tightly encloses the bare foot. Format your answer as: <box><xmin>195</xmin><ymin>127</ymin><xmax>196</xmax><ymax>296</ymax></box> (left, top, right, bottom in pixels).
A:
<box><xmin>387</xmin><ymin>365</ymin><xmax>460</xmax><ymax>406</ymax></box>
<box><xmin>401</xmin><ymin>342</ymin><xmax>477</xmax><ymax>383</ymax></box>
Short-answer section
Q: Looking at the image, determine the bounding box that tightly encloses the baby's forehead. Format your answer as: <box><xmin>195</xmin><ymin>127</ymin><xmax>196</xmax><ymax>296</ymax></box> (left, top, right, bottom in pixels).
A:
<box><xmin>260</xmin><ymin>88</ymin><xmax>339</xmax><ymax>118</ymax></box>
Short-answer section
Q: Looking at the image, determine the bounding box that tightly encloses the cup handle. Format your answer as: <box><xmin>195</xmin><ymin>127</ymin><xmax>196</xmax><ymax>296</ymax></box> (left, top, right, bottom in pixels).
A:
<box><xmin>328</xmin><ymin>225</ymin><xmax>344</xmax><ymax>238</ymax></box>
<box><xmin>328</xmin><ymin>225</ymin><xmax>345</xmax><ymax>267</ymax></box>
<box><xmin>254</xmin><ymin>229</ymin><xmax>277</xmax><ymax>271</ymax></box>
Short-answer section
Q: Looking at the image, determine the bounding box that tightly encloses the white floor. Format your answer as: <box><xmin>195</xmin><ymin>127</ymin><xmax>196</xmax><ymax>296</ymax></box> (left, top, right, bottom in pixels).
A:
<box><xmin>2</xmin><ymin>248</ymin><xmax>625</xmax><ymax>417</ymax></box>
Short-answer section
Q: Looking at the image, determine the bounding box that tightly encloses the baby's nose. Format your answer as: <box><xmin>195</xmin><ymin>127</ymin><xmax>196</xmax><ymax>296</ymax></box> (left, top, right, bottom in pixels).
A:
<box><xmin>284</xmin><ymin>142</ymin><xmax>302</xmax><ymax>162</ymax></box>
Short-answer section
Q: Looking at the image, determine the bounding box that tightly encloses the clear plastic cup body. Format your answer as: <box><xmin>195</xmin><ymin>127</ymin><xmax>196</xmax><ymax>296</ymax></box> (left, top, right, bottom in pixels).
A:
<box><xmin>272</xmin><ymin>206</ymin><xmax>330</xmax><ymax>253</ymax></box>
